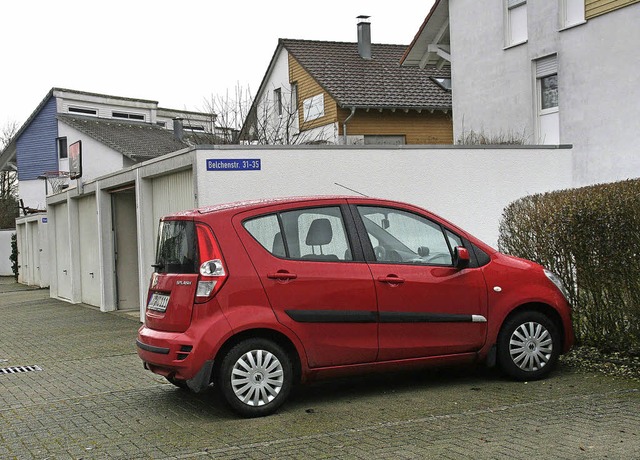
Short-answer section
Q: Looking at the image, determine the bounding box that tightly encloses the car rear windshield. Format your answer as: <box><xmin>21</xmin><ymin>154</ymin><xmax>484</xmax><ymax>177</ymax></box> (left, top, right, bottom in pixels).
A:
<box><xmin>155</xmin><ymin>220</ymin><xmax>198</xmax><ymax>274</ymax></box>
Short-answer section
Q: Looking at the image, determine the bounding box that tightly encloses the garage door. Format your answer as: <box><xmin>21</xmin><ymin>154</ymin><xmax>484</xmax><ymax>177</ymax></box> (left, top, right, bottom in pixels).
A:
<box><xmin>78</xmin><ymin>195</ymin><xmax>100</xmax><ymax>306</ymax></box>
<box><xmin>54</xmin><ymin>203</ymin><xmax>72</xmax><ymax>300</ymax></box>
<box><xmin>152</xmin><ymin>169</ymin><xmax>195</xmax><ymax>230</ymax></box>
<box><xmin>27</xmin><ymin>221</ymin><xmax>40</xmax><ymax>286</ymax></box>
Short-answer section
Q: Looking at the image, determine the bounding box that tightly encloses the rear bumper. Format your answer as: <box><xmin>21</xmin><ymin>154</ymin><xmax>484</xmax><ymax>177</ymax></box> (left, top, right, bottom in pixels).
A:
<box><xmin>136</xmin><ymin>326</ymin><xmax>210</xmax><ymax>381</ymax></box>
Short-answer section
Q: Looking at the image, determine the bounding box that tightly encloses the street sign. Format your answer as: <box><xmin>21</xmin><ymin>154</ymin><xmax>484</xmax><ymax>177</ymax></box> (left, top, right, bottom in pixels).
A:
<box><xmin>206</xmin><ymin>159</ymin><xmax>261</xmax><ymax>171</ymax></box>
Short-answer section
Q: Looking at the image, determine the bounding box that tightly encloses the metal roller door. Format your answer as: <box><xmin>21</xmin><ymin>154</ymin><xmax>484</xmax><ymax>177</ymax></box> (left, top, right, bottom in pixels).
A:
<box><xmin>151</xmin><ymin>169</ymin><xmax>195</xmax><ymax>229</ymax></box>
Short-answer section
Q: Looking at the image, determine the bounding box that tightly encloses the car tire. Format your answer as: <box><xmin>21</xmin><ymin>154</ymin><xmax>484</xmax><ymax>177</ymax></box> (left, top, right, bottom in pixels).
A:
<box><xmin>218</xmin><ymin>338</ymin><xmax>293</xmax><ymax>417</ymax></box>
<box><xmin>497</xmin><ymin>311</ymin><xmax>560</xmax><ymax>381</ymax></box>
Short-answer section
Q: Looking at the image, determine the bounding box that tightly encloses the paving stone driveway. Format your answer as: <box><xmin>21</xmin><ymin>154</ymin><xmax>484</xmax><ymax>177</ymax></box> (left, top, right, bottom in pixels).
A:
<box><xmin>1</xmin><ymin>278</ymin><xmax>639</xmax><ymax>459</ymax></box>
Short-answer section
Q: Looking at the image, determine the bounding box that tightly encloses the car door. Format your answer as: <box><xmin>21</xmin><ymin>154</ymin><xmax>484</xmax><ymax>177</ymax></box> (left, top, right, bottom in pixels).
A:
<box><xmin>352</xmin><ymin>203</ymin><xmax>488</xmax><ymax>361</ymax></box>
<box><xmin>234</xmin><ymin>202</ymin><xmax>378</xmax><ymax>368</ymax></box>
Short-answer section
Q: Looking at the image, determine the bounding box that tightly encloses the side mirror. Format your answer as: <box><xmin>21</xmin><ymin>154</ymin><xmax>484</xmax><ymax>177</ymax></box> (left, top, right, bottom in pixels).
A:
<box><xmin>453</xmin><ymin>246</ymin><xmax>470</xmax><ymax>270</ymax></box>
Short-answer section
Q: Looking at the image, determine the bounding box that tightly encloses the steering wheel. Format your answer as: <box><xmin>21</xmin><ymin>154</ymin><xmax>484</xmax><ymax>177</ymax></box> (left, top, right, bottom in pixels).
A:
<box><xmin>374</xmin><ymin>245</ymin><xmax>386</xmax><ymax>261</ymax></box>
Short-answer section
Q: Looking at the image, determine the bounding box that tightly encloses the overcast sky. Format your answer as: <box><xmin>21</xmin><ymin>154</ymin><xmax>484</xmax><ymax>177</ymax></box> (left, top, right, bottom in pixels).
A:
<box><xmin>1</xmin><ymin>0</ymin><xmax>434</xmax><ymax>131</ymax></box>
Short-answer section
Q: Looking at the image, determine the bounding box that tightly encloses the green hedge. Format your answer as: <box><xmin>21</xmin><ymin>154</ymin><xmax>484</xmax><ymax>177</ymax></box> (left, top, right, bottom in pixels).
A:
<box><xmin>498</xmin><ymin>179</ymin><xmax>640</xmax><ymax>352</ymax></box>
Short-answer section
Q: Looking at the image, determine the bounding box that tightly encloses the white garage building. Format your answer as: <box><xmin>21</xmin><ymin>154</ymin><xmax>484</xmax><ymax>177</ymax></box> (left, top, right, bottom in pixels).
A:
<box><xmin>26</xmin><ymin>144</ymin><xmax>572</xmax><ymax>319</ymax></box>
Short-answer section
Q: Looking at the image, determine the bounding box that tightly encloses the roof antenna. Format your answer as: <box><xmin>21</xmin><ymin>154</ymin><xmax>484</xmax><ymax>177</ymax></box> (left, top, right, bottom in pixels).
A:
<box><xmin>334</xmin><ymin>182</ymin><xmax>369</xmax><ymax>197</ymax></box>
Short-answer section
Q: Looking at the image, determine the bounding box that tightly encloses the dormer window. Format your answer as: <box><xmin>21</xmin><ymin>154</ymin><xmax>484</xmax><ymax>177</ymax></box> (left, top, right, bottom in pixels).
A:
<box><xmin>431</xmin><ymin>77</ymin><xmax>452</xmax><ymax>91</ymax></box>
<box><xmin>68</xmin><ymin>106</ymin><xmax>97</xmax><ymax>116</ymax></box>
<box><xmin>112</xmin><ymin>111</ymin><xmax>145</xmax><ymax>121</ymax></box>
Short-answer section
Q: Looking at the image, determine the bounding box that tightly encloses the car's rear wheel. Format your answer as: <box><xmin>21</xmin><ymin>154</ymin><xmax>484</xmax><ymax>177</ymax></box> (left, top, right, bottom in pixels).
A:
<box><xmin>497</xmin><ymin>310</ymin><xmax>560</xmax><ymax>381</ymax></box>
<box><xmin>218</xmin><ymin>338</ymin><xmax>293</xmax><ymax>417</ymax></box>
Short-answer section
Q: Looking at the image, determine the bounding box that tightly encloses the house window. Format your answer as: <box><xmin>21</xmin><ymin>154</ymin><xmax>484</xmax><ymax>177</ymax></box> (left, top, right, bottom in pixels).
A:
<box><xmin>303</xmin><ymin>94</ymin><xmax>324</xmax><ymax>122</ymax></box>
<box><xmin>273</xmin><ymin>88</ymin><xmax>282</xmax><ymax>116</ymax></box>
<box><xmin>112</xmin><ymin>111</ymin><xmax>145</xmax><ymax>121</ymax></box>
<box><xmin>156</xmin><ymin>121</ymin><xmax>166</xmax><ymax>127</ymax></box>
<box><xmin>505</xmin><ymin>0</ymin><xmax>527</xmax><ymax>47</ymax></box>
<box><xmin>560</xmin><ymin>0</ymin><xmax>585</xmax><ymax>28</ymax></box>
<box><xmin>535</xmin><ymin>54</ymin><xmax>559</xmax><ymax>144</ymax></box>
<box><xmin>57</xmin><ymin>137</ymin><xmax>68</xmax><ymax>159</ymax></box>
<box><xmin>68</xmin><ymin>106</ymin><xmax>97</xmax><ymax>116</ymax></box>
<box><xmin>291</xmin><ymin>83</ymin><xmax>298</xmax><ymax>112</ymax></box>
<box><xmin>184</xmin><ymin>125</ymin><xmax>205</xmax><ymax>131</ymax></box>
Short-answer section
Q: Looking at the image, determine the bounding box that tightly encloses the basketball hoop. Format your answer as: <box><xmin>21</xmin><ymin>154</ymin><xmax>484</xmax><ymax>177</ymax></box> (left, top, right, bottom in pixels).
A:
<box><xmin>42</xmin><ymin>171</ymin><xmax>71</xmax><ymax>194</ymax></box>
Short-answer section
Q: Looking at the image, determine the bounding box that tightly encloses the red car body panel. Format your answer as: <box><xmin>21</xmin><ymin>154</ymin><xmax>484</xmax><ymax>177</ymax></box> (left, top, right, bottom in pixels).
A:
<box><xmin>136</xmin><ymin>196</ymin><xmax>574</xmax><ymax>388</ymax></box>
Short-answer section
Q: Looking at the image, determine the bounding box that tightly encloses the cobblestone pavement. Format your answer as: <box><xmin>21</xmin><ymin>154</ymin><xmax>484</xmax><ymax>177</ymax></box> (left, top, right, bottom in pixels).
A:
<box><xmin>1</xmin><ymin>277</ymin><xmax>639</xmax><ymax>459</ymax></box>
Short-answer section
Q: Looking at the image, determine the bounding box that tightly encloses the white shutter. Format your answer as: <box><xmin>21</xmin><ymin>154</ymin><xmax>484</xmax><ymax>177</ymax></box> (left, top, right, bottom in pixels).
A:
<box><xmin>536</xmin><ymin>54</ymin><xmax>558</xmax><ymax>78</ymax></box>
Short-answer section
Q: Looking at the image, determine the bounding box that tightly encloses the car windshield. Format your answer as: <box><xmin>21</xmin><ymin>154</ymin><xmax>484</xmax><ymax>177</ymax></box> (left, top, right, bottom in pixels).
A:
<box><xmin>155</xmin><ymin>220</ymin><xmax>198</xmax><ymax>274</ymax></box>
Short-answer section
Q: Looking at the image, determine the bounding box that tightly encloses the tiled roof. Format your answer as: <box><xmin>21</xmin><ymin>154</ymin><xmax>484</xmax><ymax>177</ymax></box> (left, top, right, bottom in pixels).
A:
<box><xmin>281</xmin><ymin>39</ymin><xmax>451</xmax><ymax>110</ymax></box>
<box><xmin>58</xmin><ymin>114</ymin><xmax>188</xmax><ymax>161</ymax></box>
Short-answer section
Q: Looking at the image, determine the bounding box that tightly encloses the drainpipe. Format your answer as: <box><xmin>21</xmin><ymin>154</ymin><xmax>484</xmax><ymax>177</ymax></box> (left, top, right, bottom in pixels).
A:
<box><xmin>342</xmin><ymin>107</ymin><xmax>356</xmax><ymax>144</ymax></box>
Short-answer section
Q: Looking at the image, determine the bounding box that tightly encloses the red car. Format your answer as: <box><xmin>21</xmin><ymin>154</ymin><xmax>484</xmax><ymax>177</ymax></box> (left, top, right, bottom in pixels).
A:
<box><xmin>136</xmin><ymin>196</ymin><xmax>574</xmax><ymax>417</ymax></box>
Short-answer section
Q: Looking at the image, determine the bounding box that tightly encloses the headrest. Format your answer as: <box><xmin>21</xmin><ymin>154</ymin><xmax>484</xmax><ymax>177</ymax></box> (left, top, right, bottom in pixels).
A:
<box><xmin>305</xmin><ymin>218</ymin><xmax>333</xmax><ymax>246</ymax></box>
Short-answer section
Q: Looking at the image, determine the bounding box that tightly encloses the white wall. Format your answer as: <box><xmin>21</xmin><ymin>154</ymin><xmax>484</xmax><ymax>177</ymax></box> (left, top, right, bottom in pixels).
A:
<box><xmin>449</xmin><ymin>0</ymin><xmax>535</xmax><ymax>143</ymax></box>
<box><xmin>57</xmin><ymin>123</ymin><xmax>125</xmax><ymax>183</ymax></box>
<box><xmin>196</xmin><ymin>146</ymin><xmax>573</xmax><ymax>247</ymax></box>
<box><xmin>449</xmin><ymin>1</ymin><xmax>640</xmax><ymax>186</ymax></box>
<box><xmin>0</xmin><ymin>229</ymin><xmax>14</xmax><ymax>276</ymax></box>
<box><xmin>559</xmin><ymin>6</ymin><xmax>640</xmax><ymax>185</ymax></box>
<box><xmin>18</xmin><ymin>180</ymin><xmax>48</xmax><ymax>211</ymax></box>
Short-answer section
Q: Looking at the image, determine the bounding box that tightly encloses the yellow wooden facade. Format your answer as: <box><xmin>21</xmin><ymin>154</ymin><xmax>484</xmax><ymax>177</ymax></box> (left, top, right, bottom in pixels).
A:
<box><xmin>288</xmin><ymin>55</ymin><xmax>453</xmax><ymax>145</ymax></box>
<box><xmin>586</xmin><ymin>0</ymin><xmax>639</xmax><ymax>18</ymax></box>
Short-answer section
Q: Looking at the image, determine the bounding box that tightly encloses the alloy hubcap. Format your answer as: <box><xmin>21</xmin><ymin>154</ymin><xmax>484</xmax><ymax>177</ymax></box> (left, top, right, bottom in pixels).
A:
<box><xmin>231</xmin><ymin>349</ymin><xmax>284</xmax><ymax>407</ymax></box>
<box><xmin>509</xmin><ymin>321</ymin><xmax>553</xmax><ymax>372</ymax></box>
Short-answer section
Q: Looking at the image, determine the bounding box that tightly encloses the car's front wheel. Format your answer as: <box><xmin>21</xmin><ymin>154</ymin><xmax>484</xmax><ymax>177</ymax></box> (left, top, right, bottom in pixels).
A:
<box><xmin>497</xmin><ymin>310</ymin><xmax>560</xmax><ymax>381</ymax></box>
<box><xmin>218</xmin><ymin>338</ymin><xmax>293</xmax><ymax>417</ymax></box>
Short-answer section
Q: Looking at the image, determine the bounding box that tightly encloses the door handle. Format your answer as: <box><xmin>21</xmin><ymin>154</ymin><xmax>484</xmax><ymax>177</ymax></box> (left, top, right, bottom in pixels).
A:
<box><xmin>377</xmin><ymin>275</ymin><xmax>405</xmax><ymax>284</ymax></box>
<box><xmin>267</xmin><ymin>272</ymin><xmax>297</xmax><ymax>281</ymax></box>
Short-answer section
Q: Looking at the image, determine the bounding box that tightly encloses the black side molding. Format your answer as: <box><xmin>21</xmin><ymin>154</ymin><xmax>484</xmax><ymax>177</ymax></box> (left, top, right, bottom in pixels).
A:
<box><xmin>286</xmin><ymin>310</ymin><xmax>377</xmax><ymax>323</ymax></box>
<box><xmin>136</xmin><ymin>339</ymin><xmax>170</xmax><ymax>355</ymax></box>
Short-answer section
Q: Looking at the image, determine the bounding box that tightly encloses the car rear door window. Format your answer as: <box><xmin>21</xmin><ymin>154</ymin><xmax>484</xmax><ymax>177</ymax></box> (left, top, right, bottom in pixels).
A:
<box><xmin>244</xmin><ymin>207</ymin><xmax>353</xmax><ymax>261</ymax></box>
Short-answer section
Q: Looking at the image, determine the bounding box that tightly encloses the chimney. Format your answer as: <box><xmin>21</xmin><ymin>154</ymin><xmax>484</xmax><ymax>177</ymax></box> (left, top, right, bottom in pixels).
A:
<box><xmin>357</xmin><ymin>15</ymin><xmax>372</xmax><ymax>60</ymax></box>
<box><xmin>173</xmin><ymin>117</ymin><xmax>184</xmax><ymax>141</ymax></box>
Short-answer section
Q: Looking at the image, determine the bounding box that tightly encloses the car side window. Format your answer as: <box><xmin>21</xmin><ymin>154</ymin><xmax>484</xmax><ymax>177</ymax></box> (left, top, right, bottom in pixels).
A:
<box><xmin>243</xmin><ymin>207</ymin><xmax>353</xmax><ymax>261</ymax></box>
<box><xmin>243</xmin><ymin>214</ymin><xmax>284</xmax><ymax>257</ymax></box>
<box><xmin>357</xmin><ymin>206</ymin><xmax>453</xmax><ymax>265</ymax></box>
<box><xmin>281</xmin><ymin>207</ymin><xmax>352</xmax><ymax>261</ymax></box>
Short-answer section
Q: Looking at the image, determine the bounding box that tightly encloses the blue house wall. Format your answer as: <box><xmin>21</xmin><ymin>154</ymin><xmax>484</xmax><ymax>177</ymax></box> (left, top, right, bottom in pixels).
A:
<box><xmin>16</xmin><ymin>97</ymin><xmax>58</xmax><ymax>180</ymax></box>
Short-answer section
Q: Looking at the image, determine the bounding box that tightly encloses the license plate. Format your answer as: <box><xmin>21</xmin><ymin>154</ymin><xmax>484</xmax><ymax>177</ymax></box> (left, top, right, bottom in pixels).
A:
<box><xmin>147</xmin><ymin>293</ymin><xmax>170</xmax><ymax>312</ymax></box>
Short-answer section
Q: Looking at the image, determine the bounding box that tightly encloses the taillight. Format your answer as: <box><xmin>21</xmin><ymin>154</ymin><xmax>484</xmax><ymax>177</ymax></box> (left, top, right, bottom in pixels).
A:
<box><xmin>195</xmin><ymin>223</ymin><xmax>227</xmax><ymax>303</ymax></box>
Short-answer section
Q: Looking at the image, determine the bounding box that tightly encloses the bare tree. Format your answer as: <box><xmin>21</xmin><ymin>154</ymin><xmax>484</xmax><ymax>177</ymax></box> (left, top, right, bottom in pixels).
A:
<box><xmin>201</xmin><ymin>83</ymin><xmax>251</xmax><ymax>145</ymax></box>
<box><xmin>0</xmin><ymin>120</ymin><xmax>18</xmax><ymax>199</ymax></box>
<box><xmin>0</xmin><ymin>120</ymin><xmax>19</xmax><ymax>227</ymax></box>
<box><xmin>202</xmin><ymin>84</ymin><xmax>333</xmax><ymax>145</ymax></box>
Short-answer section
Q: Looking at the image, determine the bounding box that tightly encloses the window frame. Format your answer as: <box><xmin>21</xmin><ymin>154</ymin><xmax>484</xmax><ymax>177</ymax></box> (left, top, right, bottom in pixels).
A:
<box><xmin>241</xmin><ymin>204</ymin><xmax>364</xmax><ymax>262</ymax></box>
<box><xmin>68</xmin><ymin>106</ymin><xmax>97</xmax><ymax>116</ymax></box>
<box><xmin>273</xmin><ymin>88</ymin><xmax>282</xmax><ymax>117</ymax></box>
<box><xmin>112</xmin><ymin>111</ymin><xmax>145</xmax><ymax>121</ymax></box>
<box><xmin>56</xmin><ymin>136</ymin><xmax>68</xmax><ymax>159</ymax></box>
<box><xmin>559</xmin><ymin>0</ymin><xmax>586</xmax><ymax>30</ymax></box>
<box><xmin>504</xmin><ymin>0</ymin><xmax>528</xmax><ymax>48</ymax></box>
<box><xmin>303</xmin><ymin>94</ymin><xmax>325</xmax><ymax>122</ymax></box>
